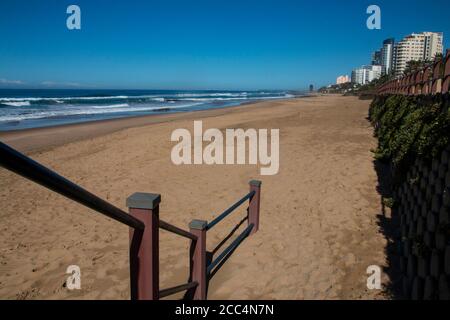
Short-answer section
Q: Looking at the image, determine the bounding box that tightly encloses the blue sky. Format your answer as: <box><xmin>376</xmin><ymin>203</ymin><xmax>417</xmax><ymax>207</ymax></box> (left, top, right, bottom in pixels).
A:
<box><xmin>0</xmin><ymin>0</ymin><xmax>449</xmax><ymax>90</ymax></box>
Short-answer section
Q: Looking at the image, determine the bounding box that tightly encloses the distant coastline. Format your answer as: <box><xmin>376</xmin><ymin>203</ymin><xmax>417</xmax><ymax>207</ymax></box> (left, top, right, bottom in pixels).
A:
<box><xmin>0</xmin><ymin>95</ymin><xmax>309</xmax><ymax>154</ymax></box>
<box><xmin>0</xmin><ymin>89</ymin><xmax>306</xmax><ymax>131</ymax></box>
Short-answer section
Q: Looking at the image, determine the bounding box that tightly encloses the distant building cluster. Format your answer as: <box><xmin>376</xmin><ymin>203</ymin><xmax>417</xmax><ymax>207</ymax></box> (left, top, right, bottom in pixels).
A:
<box><xmin>351</xmin><ymin>65</ymin><xmax>382</xmax><ymax>85</ymax></box>
<box><xmin>336</xmin><ymin>31</ymin><xmax>444</xmax><ymax>86</ymax></box>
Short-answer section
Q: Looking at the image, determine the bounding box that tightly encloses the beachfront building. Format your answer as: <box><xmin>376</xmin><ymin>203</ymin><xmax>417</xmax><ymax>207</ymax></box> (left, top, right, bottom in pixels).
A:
<box><xmin>393</xmin><ymin>32</ymin><xmax>443</xmax><ymax>76</ymax></box>
<box><xmin>372</xmin><ymin>50</ymin><xmax>382</xmax><ymax>66</ymax></box>
<box><xmin>336</xmin><ymin>75</ymin><xmax>350</xmax><ymax>85</ymax></box>
<box><xmin>351</xmin><ymin>65</ymin><xmax>382</xmax><ymax>85</ymax></box>
<box><xmin>372</xmin><ymin>38</ymin><xmax>395</xmax><ymax>75</ymax></box>
<box><xmin>381</xmin><ymin>38</ymin><xmax>395</xmax><ymax>75</ymax></box>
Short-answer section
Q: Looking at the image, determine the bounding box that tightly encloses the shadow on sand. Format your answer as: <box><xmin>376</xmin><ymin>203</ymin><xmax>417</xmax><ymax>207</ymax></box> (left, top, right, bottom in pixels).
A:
<box><xmin>184</xmin><ymin>215</ymin><xmax>249</xmax><ymax>300</ymax></box>
<box><xmin>373</xmin><ymin>159</ymin><xmax>405</xmax><ymax>299</ymax></box>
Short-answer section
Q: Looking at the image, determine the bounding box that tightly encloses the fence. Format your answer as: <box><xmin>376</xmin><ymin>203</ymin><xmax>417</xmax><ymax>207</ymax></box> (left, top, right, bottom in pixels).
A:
<box><xmin>0</xmin><ymin>141</ymin><xmax>261</xmax><ymax>300</ymax></box>
<box><xmin>378</xmin><ymin>50</ymin><xmax>450</xmax><ymax>96</ymax></box>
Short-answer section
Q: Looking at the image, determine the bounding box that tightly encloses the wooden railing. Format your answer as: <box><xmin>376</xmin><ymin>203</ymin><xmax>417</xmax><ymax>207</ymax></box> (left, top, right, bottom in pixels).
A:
<box><xmin>0</xmin><ymin>141</ymin><xmax>261</xmax><ymax>300</ymax></box>
<box><xmin>378</xmin><ymin>49</ymin><xmax>450</xmax><ymax>95</ymax></box>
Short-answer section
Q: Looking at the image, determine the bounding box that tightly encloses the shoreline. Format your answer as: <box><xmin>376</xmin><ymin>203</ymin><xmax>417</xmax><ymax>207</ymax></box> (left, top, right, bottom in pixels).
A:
<box><xmin>0</xmin><ymin>97</ymin><xmax>306</xmax><ymax>154</ymax></box>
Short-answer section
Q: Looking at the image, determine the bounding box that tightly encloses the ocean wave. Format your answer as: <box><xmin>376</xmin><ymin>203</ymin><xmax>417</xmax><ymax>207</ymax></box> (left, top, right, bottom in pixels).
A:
<box><xmin>90</xmin><ymin>103</ymin><xmax>130</xmax><ymax>109</ymax></box>
<box><xmin>174</xmin><ymin>92</ymin><xmax>249</xmax><ymax>97</ymax></box>
<box><xmin>1</xmin><ymin>101</ymin><xmax>31</xmax><ymax>107</ymax></box>
<box><xmin>0</xmin><ymin>91</ymin><xmax>298</xmax><ymax>128</ymax></box>
<box><xmin>0</xmin><ymin>96</ymin><xmax>130</xmax><ymax>103</ymax></box>
<box><xmin>179</xmin><ymin>94</ymin><xmax>293</xmax><ymax>102</ymax></box>
<box><xmin>0</xmin><ymin>102</ymin><xmax>202</xmax><ymax>122</ymax></box>
<box><xmin>0</xmin><ymin>92</ymin><xmax>294</xmax><ymax>108</ymax></box>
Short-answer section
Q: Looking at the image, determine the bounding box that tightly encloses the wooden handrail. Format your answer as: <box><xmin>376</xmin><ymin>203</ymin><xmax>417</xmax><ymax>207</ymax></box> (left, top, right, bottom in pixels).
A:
<box><xmin>0</xmin><ymin>140</ymin><xmax>263</xmax><ymax>300</ymax></box>
<box><xmin>0</xmin><ymin>141</ymin><xmax>144</xmax><ymax>230</ymax></box>
<box><xmin>159</xmin><ymin>220</ymin><xmax>198</xmax><ymax>241</ymax></box>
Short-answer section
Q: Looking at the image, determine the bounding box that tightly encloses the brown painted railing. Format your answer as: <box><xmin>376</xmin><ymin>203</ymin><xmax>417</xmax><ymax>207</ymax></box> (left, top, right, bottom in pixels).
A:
<box><xmin>378</xmin><ymin>49</ymin><xmax>450</xmax><ymax>95</ymax></box>
<box><xmin>0</xmin><ymin>141</ymin><xmax>261</xmax><ymax>300</ymax></box>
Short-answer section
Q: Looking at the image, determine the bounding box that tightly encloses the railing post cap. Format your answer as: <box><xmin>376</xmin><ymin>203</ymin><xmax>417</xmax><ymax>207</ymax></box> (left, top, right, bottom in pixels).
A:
<box><xmin>126</xmin><ymin>192</ymin><xmax>161</xmax><ymax>210</ymax></box>
<box><xmin>249</xmin><ymin>180</ymin><xmax>262</xmax><ymax>187</ymax></box>
<box><xmin>189</xmin><ymin>219</ymin><xmax>207</xmax><ymax>230</ymax></box>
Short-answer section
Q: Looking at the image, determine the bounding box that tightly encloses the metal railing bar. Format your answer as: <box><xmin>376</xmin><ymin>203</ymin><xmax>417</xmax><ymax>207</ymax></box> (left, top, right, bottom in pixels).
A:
<box><xmin>211</xmin><ymin>215</ymin><xmax>248</xmax><ymax>255</ymax></box>
<box><xmin>0</xmin><ymin>141</ymin><xmax>144</xmax><ymax>230</ymax></box>
<box><xmin>206</xmin><ymin>191</ymin><xmax>255</xmax><ymax>230</ymax></box>
<box><xmin>207</xmin><ymin>223</ymin><xmax>254</xmax><ymax>274</ymax></box>
<box><xmin>159</xmin><ymin>220</ymin><xmax>198</xmax><ymax>241</ymax></box>
<box><xmin>159</xmin><ymin>281</ymin><xmax>198</xmax><ymax>299</ymax></box>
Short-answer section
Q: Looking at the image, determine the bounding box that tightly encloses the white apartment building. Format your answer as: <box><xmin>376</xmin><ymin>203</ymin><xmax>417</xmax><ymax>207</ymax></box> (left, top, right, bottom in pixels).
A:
<box><xmin>351</xmin><ymin>65</ymin><xmax>382</xmax><ymax>85</ymax></box>
<box><xmin>372</xmin><ymin>38</ymin><xmax>395</xmax><ymax>75</ymax></box>
<box><xmin>393</xmin><ymin>32</ymin><xmax>443</xmax><ymax>76</ymax></box>
<box><xmin>381</xmin><ymin>38</ymin><xmax>395</xmax><ymax>75</ymax></box>
<box><xmin>336</xmin><ymin>75</ymin><xmax>350</xmax><ymax>84</ymax></box>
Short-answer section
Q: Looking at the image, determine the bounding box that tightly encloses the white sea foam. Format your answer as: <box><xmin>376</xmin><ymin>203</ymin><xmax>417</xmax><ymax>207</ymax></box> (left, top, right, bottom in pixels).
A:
<box><xmin>183</xmin><ymin>94</ymin><xmax>293</xmax><ymax>102</ymax></box>
<box><xmin>0</xmin><ymin>102</ymin><xmax>202</xmax><ymax>122</ymax></box>
<box><xmin>1</xmin><ymin>101</ymin><xmax>31</xmax><ymax>107</ymax></box>
<box><xmin>0</xmin><ymin>91</ymin><xmax>297</xmax><ymax>128</ymax></box>
<box><xmin>174</xmin><ymin>92</ymin><xmax>249</xmax><ymax>98</ymax></box>
<box><xmin>0</xmin><ymin>92</ymin><xmax>290</xmax><ymax>104</ymax></box>
<box><xmin>90</xmin><ymin>103</ymin><xmax>130</xmax><ymax>109</ymax></box>
<box><xmin>0</xmin><ymin>96</ymin><xmax>130</xmax><ymax>102</ymax></box>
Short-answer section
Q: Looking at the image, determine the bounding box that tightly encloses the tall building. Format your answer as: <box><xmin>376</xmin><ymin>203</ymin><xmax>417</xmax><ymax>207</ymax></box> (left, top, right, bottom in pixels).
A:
<box><xmin>423</xmin><ymin>32</ymin><xmax>444</xmax><ymax>60</ymax></box>
<box><xmin>381</xmin><ymin>38</ymin><xmax>395</xmax><ymax>75</ymax></box>
<box><xmin>372</xmin><ymin>50</ymin><xmax>382</xmax><ymax>66</ymax></box>
<box><xmin>351</xmin><ymin>65</ymin><xmax>382</xmax><ymax>85</ymax></box>
<box><xmin>336</xmin><ymin>75</ymin><xmax>350</xmax><ymax>84</ymax></box>
<box><xmin>393</xmin><ymin>32</ymin><xmax>443</xmax><ymax>76</ymax></box>
<box><xmin>372</xmin><ymin>38</ymin><xmax>395</xmax><ymax>75</ymax></box>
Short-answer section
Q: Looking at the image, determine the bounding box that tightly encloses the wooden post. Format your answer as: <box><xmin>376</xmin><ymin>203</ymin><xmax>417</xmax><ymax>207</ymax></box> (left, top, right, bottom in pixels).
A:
<box><xmin>443</xmin><ymin>51</ymin><xmax>450</xmax><ymax>93</ymax></box>
<box><xmin>189</xmin><ymin>220</ymin><xmax>207</xmax><ymax>300</ymax></box>
<box><xmin>127</xmin><ymin>192</ymin><xmax>161</xmax><ymax>300</ymax></box>
<box><xmin>248</xmin><ymin>180</ymin><xmax>261</xmax><ymax>235</ymax></box>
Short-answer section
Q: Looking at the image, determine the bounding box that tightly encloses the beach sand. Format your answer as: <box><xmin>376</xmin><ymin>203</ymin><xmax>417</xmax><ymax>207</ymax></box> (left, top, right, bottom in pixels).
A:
<box><xmin>0</xmin><ymin>95</ymin><xmax>389</xmax><ymax>299</ymax></box>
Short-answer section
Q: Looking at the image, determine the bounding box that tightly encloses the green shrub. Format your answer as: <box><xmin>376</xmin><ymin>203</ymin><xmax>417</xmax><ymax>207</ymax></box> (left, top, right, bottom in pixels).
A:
<box><xmin>369</xmin><ymin>93</ymin><xmax>450</xmax><ymax>186</ymax></box>
<box><xmin>383</xmin><ymin>197</ymin><xmax>395</xmax><ymax>208</ymax></box>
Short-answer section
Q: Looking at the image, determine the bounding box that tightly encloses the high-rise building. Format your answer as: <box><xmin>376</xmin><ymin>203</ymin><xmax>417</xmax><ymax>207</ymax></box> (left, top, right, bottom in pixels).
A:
<box><xmin>336</xmin><ymin>75</ymin><xmax>350</xmax><ymax>84</ymax></box>
<box><xmin>372</xmin><ymin>50</ymin><xmax>382</xmax><ymax>66</ymax></box>
<box><xmin>381</xmin><ymin>38</ymin><xmax>395</xmax><ymax>75</ymax></box>
<box><xmin>423</xmin><ymin>32</ymin><xmax>444</xmax><ymax>60</ymax></box>
<box><xmin>393</xmin><ymin>32</ymin><xmax>443</xmax><ymax>76</ymax></box>
<box><xmin>351</xmin><ymin>65</ymin><xmax>382</xmax><ymax>85</ymax></box>
<box><xmin>372</xmin><ymin>38</ymin><xmax>395</xmax><ymax>75</ymax></box>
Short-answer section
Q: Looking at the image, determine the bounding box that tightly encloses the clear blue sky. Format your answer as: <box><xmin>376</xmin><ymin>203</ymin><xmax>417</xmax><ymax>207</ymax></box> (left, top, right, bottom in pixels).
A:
<box><xmin>1</xmin><ymin>0</ymin><xmax>449</xmax><ymax>90</ymax></box>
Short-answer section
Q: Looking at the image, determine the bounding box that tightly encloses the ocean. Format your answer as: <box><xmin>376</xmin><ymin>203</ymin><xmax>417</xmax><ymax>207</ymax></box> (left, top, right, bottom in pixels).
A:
<box><xmin>0</xmin><ymin>89</ymin><xmax>301</xmax><ymax>131</ymax></box>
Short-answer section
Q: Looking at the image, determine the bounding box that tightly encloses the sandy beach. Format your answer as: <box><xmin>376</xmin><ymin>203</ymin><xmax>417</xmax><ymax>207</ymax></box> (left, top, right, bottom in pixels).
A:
<box><xmin>0</xmin><ymin>95</ymin><xmax>389</xmax><ymax>300</ymax></box>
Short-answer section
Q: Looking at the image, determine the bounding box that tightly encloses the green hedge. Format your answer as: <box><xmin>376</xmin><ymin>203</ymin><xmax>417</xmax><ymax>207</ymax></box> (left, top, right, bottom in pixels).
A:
<box><xmin>369</xmin><ymin>93</ymin><xmax>450</xmax><ymax>186</ymax></box>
